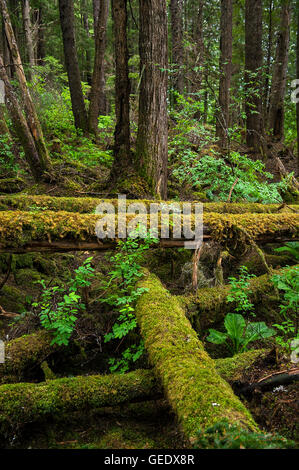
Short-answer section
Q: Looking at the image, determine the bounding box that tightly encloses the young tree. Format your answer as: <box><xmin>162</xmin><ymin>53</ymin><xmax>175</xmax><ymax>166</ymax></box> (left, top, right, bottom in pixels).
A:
<box><xmin>0</xmin><ymin>0</ymin><xmax>52</xmax><ymax>178</ymax></box>
<box><xmin>245</xmin><ymin>0</ymin><xmax>264</xmax><ymax>151</ymax></box>
<box><xmin>136</xmin><ymin>0</ymin><xmax>168</xmax><ymax>199</ymax></box>
<box><xmin>216</xmin><ymin>0</ymin><xmax>233</xmax><ymax>147</ymax></box>
<box><xmin>58</xmin><ymin>0</ymin><xmax>88</xmax><ymax>133</ymax></box>
<box><xmin>170</xmin><ymin>0</ymin><xmax>184</xmax><ymax>97</ymax></box>
<box><xmin>268</xmin><ymin>0</ymin><xmax>291</xmax><ymax>140</ymax></box>
<box><xmin>88</xmin><ymin>0</ymin><xmax>109</xmax><ymax>134</ymax></box>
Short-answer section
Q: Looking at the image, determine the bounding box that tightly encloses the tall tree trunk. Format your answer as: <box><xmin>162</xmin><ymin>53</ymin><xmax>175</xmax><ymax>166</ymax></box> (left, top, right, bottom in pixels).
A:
<box><xmin>192</xmin><ymin>0</ymin><xmax>205</xmax><ymax>94</ymax></box>
<box><xmin>82</xmin><ymin>1</ymin><xmax>92</xmax><ymax>86</ymax></box>
<box><xmin>36</xmin><ymin>7</ymin><xmax>46</xmax><ymax>65</ymax></box>
<box><xmin>110</xmin><ymin>0</ymin><xmax>131</xmax><ymax>177</ymax></box>
<box><xmin>268</xmin><ymin>0</ymin><xmax>291</xmax><ymax>140</ymax></box>
<box><xmin>58</xmin><ymin>0</ymin><xmax>88</xmax><ymax>133</ymax></box>
<box><xmin>245</xmin><ymin>0</ymin><xmax>264</xmax><ymax>151</ymax></box>
<box><xmin>216</xmin><ymin>0</ymin><xmax>233</xmax><ymax>147</ymax></box>
<box><xmin>297</xmin><ymin>5</ymin><xmax>299</xmax><ymax>176</ymax></box>
<box><xmin>0</xmin><ymin>55</ymin><xmax>50</xmax><ymax>180</ymax></box>
<box><xmin>263</xmin><ymin>0</ymin><xmax>273</xmax><ymax>125</ymax></box>
<box><xmin>88</xmin><ymin>0</ymin><xmax>109</xmax><ymax>134</ymax></box>
<box><xmin>93</xmin><ymin>0</ymin><xmax>100</xmax><ymax>29</ymax></box>
<box><xmin>21</xmin><ymin>0</ymin><xmax>35</xmax><ymax>79</ymax></box>
<box><xmin>0</xmin><ymin>0</ymin><xmax>52</xmax><ymax>177</ymax></box>
<box><xmin>170</xmin><ymin>0</ymin><xmax>184</xmax><ymax>97</ymax></box>
<box><xmin>136</xmin><ymin>0</ymin><xmax>168</xmax><ymax>199</ymax></box>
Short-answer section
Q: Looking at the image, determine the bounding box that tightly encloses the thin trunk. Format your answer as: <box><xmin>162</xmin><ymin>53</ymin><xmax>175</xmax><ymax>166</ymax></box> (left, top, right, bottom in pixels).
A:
<box><xmin>297</xmin><ymin>6</ymin><xmax>299</xmax><ymax>176</ymax></box>
<box><xmin>216</xmin><ymin>0</ymin><xmax>233</xmax><ymax>147</ymax></box>
<box><xmin>21</xmin><ymin>0</ymin><xmax>35</xmax><ymax>79</ymax></box>
<box><xmin>170</xmin><ymin>0</ymin><xmax>184</xmax><ymax>97</ymax></box>
<box><xmin>0</xmin><ymin>55</ymin><xmax>50</xmax><ymax>181</ymax></box>
<box><xmin>245</xmin><ymin>0</ymin><xmax>264</xmax><ymax>151</ymax></box>
<box><xmin>36</xmin><ymin>7</ymin><xmax>46</xmax><ymax>65</ymax></box>
<box><xmin>110</xmin><ymin>0</ymin><xmax>131</xmax><ymax>176</ymax></box>
<box><xmin>93</xmin><ymin>0</ymin><xmax>100</xmax><ymax>30</ymax></box>
<box><xmin>88</xmin><ymin>0</ymin><xmax>109</xmax><ymax>134</ymax></box>
<box><xmin>268</xmin><ymin>0</ymin><xmax>291</xmax><ymax>140</ymax></box>
<box><xmin>263</xmin><ymin>0</ymin><xmax>273</xmax><ymax>124</ymax></box>
<box><xmin>0</xmin><ymin>0</ymin><xmax>52</xmax><ymax>177</ymax></box>
<box><xmin>136</xmin><ymin>0</ymin><xmax>168</xmax><ymax>199</ymax></box>
<box><xmin>191</xmin><ymin>0</ymin><xmax>204</xmax><ymax>95</ymax></box>
<box><xmin>82</xmin><ymin>4</ymin><xmax>92</xmax><ymax>86</ymax></box>
<box><xmin>58</xmin><ymin>0</ymin><xmax>88</xmax><ymax>133</ymax></box>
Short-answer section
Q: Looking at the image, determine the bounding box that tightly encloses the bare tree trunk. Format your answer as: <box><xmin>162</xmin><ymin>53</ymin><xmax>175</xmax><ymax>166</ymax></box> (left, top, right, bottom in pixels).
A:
<box><xmin>268</xmin><ymin>0</ymin><xmax>291</xmax><ymax>140</ymax></box>
<box><xmin>136</xmin><ymin>0</ymin><xmax>168</xmax><ymax>199</ymax></box>
<box><xmin>245</xmin><ymin>0</ymin><xmax>264</xmax><ymax>151</ymax></box>
<box><xmin>263</xmin><ymin>0</ymin><xmax>273</xmax><ymax>125</ymax></box>
<box><xmin>0</xmin><ymin>0</ymin><xmax>52</xmax><ymax>177</ymax></box>
<box><xmin>216</xmin><ymin>0</ymin><xmax>232</xmax><ymax>147</ymax></box>
<box><xmin>36</xmin><ymin>7</ymin><xmax>46</xmax><ymax>65</ymax></box>
<box><xmin>170</xmin><ymin>0</ymin><xmax>184</xmax><ymax>97</ymax></box>
<box><xmin>21</xmin><ymin>0</ymin><xmax>35</xmax><ymax>79</ymax></box>
<box><xmin>88</xmin><ymin>0</ymin><xmax>109</xmax><ymax>134</ymax></box>
<box><xmin>82</xmin><ymin>0</ymin><xmax>92</xmax><ymax>86</ymax></box>
<box><xmin>297</xmin><ymin>5</ymin><xmax>299</xmax><ymax>176</ymax></box>
<box><xmin>110</xmin><ymin>0</ymin><xmax>131</xmax><ymax>177</ymax></box>
<box><xmin>0</xmin><ymin>55</ymin><xmax>50</xmax><ymax>180</ymax></box>
<box><xmin>58</xmin><ymin>0</ymin><xmax>88</xmax><ymax>133</ymax></box>
<box><xmin>192</xmin><ymin>0</ymin><xmax>205</xmax><ymax>94</ymax></box>
<box><xmin>93</xmin><ymin>0</ymin><xmax>100</xmax><ymax>30</ymax></box>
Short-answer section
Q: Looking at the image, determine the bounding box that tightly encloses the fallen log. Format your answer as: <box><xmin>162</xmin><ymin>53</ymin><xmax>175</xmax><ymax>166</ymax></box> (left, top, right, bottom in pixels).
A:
<box><xmin>239</xmin><ymin>368</ymin><xmax>299</xmax><ymax>395</ymax></box>
<box><xmin>135</xmin><ymin>271</ymin><xmax>258</xmax><ymax>443</ymax></box>
<box><xmin>181</xmin><ymin>265</ymin><xmax>299</xmax><ymax>332</ymax></box>
<box><xmin>0</xmin><ymin>210</ymin><xmax>298</xmax><ymax>254</ymax></box>
<box><xmin>0</xmin><ymin>369</ymin><xmax>159</xmax><ymax>438</ymax></box>
<box><xmin>0</xmin><ymin>195</ymin><xmax>298</xmax><ymax>214</ymax></box>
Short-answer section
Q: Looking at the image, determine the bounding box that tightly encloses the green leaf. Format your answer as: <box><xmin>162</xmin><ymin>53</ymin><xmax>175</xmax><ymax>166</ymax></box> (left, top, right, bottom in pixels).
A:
<box><xmin>206</xmin><ymin>329</ymin><xmax>228</xmax><ymax>345</ymax></box>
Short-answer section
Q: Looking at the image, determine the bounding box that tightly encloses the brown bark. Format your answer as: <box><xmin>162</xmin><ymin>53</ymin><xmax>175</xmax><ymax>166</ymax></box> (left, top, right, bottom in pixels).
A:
<box><xmin>0</xmin><ymin>0</ymin><xmax>52</xmax><ymax>179</ymax></box>
<box><xmin>88</xmin><ymin>0</ymin><xmax>109</xmax><ymax>134</ymax></box>
<box><xmin>216</xmin><ymin>0</ymin><xmax>233</xmax><ymax>147</ymax></box>
<box><xmin>82</xmin><ymin>1</ymin><xmax>92</xmax><ymax>86</ymax></box>
<box><xmin>93</xmin><ymin>0</ymin><xmax>101</xmax><ymax>29</ymax></box>
<box><xmin>268</xmin><ymin>0</ymin><xmax>291</xmax><ymax>140</ymax></box>
<box><xmin>192</xmin><ymin>0</ymin><xmax>205</xmax><ymax>94</ymax></box>
<box><xmin>36</xmin><ymin>7</ymin><xmax>46</xmax><ymax>65</ymax></box>
<box><xmin>170</xmin><ymin>0</ymin><xmax>184</xmax><ymax>97</ymax></box>
<box><xmin>297</xmin><ymin>6</ymin><xmax>299</xmax><ymax>176</ymax></box>
<box><xmin>136</xmin><ymin>0</ymin><xmax>168</xmax><ymax>199</ymax></box>
<box><xmin>58</xmin><ymin>0</ymin><xmax>88</xmax><ymax>133</ymax></box>
<box><xmin>263</xmin><ymin>0</ymin><xmax>274</xmax><ymax>124</ymax></box>
<box><xmin>110</xmin><ymin>0</ymin><xmax>131</xmax><ymax>176</ymax></box>
<box><xmin>21</xmin><ymin>0</ymin><xmax>35</xmax><ymax>78</ymax></box>
<box><xmin>245</xmin><ymin>0</ymin><xmax>264</xmax><ymax>151</ymax></box>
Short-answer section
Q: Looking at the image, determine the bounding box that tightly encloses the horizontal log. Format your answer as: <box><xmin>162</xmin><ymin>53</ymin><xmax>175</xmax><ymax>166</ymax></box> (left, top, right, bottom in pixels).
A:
<box><xmin>0</xmin><ymin>210</ymin><xmax>298</xmax><ymax>254</ymax></box>
<box><xmin>0</xmin><ymin>195</ymin><xmax>298</xmax><ymax>214</ymax></box>
<box><xmin>135</xmin><ymin>271</ymin><xmax>258</xmax><ymax>443</ymax></box>
<box><xmin>181</xmin><ymin>265</ymin><xmax>299</xmax><ymax>332</ymax></box>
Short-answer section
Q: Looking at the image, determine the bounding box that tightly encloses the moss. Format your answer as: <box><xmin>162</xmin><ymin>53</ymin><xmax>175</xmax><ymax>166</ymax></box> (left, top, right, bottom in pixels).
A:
<box><xmin>0</xmin><ymin>178</ymin><xmax>26</xmax><ymax>194</ymax></box>
<box><xmin>14</xmin><ymin>268</ymin><xmax>42</xmax><ymax>286</ymax></box>
<box><xmin>0</xmin><ymin>285</ymin><xmax>27</xmax><ymax>313</ymax></box>
<box><xmin>215</xmin><ymin>349</ymin><xmax>269</xmax><ymax>383</ymax></box>
<box><xmin>41</xmin><ymin>361</ymin><xmax>57</xmax><ymax>381</ymax></box>
<box><xmin>0</xmin><ymin>369</ymin><xmax>159</xmax><ymax>438</ymax></box>
<box><xmin>135</xmin><ymin>271</ymin><xmax>257</xmax><ymax>443</ymax></box>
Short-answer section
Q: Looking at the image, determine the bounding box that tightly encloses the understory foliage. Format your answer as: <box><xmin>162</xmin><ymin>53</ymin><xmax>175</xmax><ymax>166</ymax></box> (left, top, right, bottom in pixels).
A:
<box><xmin>102</xmin><ymin>227</ymin><xmax>158</xmax><ymax>373</ymax></box>
<box><xmin>33</xmin><ymin>258</ymin><xmax>95</xmax><ymax>346</ymax></box>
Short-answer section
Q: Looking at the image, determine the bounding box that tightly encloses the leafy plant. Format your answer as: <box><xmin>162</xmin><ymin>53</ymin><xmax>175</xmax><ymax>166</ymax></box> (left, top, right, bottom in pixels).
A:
<box><xmin>34</xmin><ymin>258</ymin><xmax>95</xmax><ymax>346</ymax></box>
<box><xmin>206</xmin><ymin>313</ymin><xmax>276</xmax><ymax>355</ymax></box>
<box><xmin>102</xmin><ymin>227</ymin><xmax>158</xmax><ymax>373</ymax></box>
<box><xmin>227</xmin><ymin>266</ymin><xmax>256</xmax><ymax>317</ymax></box>
<box><xmin>274</xmin><ymin>242</ymin><xmax>299</xmax><ymax>262</ymax></box>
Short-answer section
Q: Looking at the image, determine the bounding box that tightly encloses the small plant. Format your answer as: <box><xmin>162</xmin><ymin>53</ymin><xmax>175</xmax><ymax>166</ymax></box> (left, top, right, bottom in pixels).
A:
<box><xmin>206</xmin><ymin>313</ymin><xmax>276</xmax><ymax>355</ymax></box>
<box><xmin>195</xmin><ymin>419</ymin><xmax>295</xmax><ymax>449</ymax></box>
<box><xmin>274</xmin><ymin>242</ymin><xmax>299</xmax><ymax>262</ymax></box>
<box><xmin>33</xmin><ymin>258</ymin><xmax>95</xmax><ymax>346</ymax></box>
<box><xmin>227</xmin><ymin>266</ymin><xmax>256</xmax><ymax>317</ymax></box>
<box><xmin>102</xmin><ymin>226</ymin><xmax>158</xmax><ymax>373</ymax></box>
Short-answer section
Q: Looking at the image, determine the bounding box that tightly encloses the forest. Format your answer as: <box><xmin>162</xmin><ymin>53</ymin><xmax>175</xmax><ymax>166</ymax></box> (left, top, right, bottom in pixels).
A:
<box><xmin>0</xmin><ymin>0</ymin><xmax>298</xmax><ymax>453</ymax></box>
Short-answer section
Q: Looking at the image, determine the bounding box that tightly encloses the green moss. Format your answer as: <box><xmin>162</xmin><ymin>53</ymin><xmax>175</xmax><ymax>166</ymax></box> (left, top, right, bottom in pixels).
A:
<box><xmin>215</xmin><ymin>349</ymin><xmax>269</xmax><ymax>383</ymax></box>
<box><xmin>0</xmin><ymin>285</ymin><xmax>27</xmax><ymax>313</ymax></box>
<box><xmin>14</xmin><ymin>268</ymin><xmax>42</xmax><ymax>286</ymax></box>
<box><xmin>135</xmin><ymin>272</ymin><xmax>257</xmax><ymax>443</ymax></box>
<box><xmin>0</xmin><ymin>178</ymin><xmax>26</xmax><ymax>194</ymax></box>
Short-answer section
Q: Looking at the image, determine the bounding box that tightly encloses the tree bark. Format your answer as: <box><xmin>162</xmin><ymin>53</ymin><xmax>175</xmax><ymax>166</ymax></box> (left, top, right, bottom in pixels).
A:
<box><xmin>58</xmin><ymin>0</ymin><xmax>88</xmax><ymax>133</ymax></box>
<box><xmin>216</xmin><ymin>0</ymin><xmax>233</xmax><ymax>147</ymax></box>
<box><xmin>93</xmin><ymin>0</ymin><xmax>101</xmax><ymax>30</ymax></box>
<box><xmin>110</xmin><ymin>0</ymin><xmax>131</xmax><ymax>177</ymax></box>
<box><xmin>263</xmin><ymin>0</ymin><xmax>274</xmax><ymax>125</ymax></box>
<box><xmin>268</xmin><ymin>0</ymin><xmax>291</xmax><ymax>140</ymax></box>
<box><xmin>297</xmin><ymin>6</ymin><xmax>299</xmax><ymax>176</ymax></box>
<box><xmin>136</xmin><ymin>0</ymin><xmax>168</xmax><ymax>199</ymax></box>
<box><xmin>0</xmin><ymin>0</ymin><xmax>52</xmax><ymax>178</ymax></box>
<box><xmin>170</xmin><ymin>0</ymin><xmax>184</xmax><ymax>97</ymax></box>
<box><xmin>36</xmin><ymin>7</ymin><xmax>46</xmax><ymax>65</ymax></box>
<box><xmin>21</xmin><ymin>0</ymin><xmax>35</xmax><ymax>79</ymax></box>
<box><xmin>245</xmin><ymin>0</ymin><xmax>264</xmax><ymax>151</ymax></box>
<box><xmin>88</xmin><ymin>0</ymin><xmax>109</xmax><ymax>134</ymax></box>
<box><xmin>191</xmin><ymin>0</ymin><xmax>205</xmax><ymax>95</ymax></box>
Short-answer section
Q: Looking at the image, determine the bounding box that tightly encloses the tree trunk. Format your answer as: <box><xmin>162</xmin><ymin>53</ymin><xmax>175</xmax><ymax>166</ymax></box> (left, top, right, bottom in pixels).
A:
<box><xmin>170</xmin><ymin>0</ymin><xmax>184</xmax><ymax>97</ymax></box>
<box><xmin>21</xmin><ymin>0</ymin><xmax>35</xmax><ymax>79</ymax></box>
<box><xmin>263</xmin><ymin>0</ymin><xmax>274</xmax><ymax>125</ymax></box>
<box><xmin>93</xmin><ymin>0</ymin><xmax>101</xmax><ymax>30</ymax></box>
<box><xmin>245</xmin><ymin>0</ymin><xmax>264</xmax><ymax>151</ymax></box>
<box><xmin>136</xmin><ymin>0</ymin><xmax>168</xmax><ymax>199</ymax></box>
<box><xmin>268</xmin><ymin>0</ymin><xmax>291</xmax><ymax>140</ymax></box>
<box><xmin>191</xmin><ymin>0</ymin><xmax>205</xmax><ymax>95</ymax></box>
<box><xmin>110</xmin><ymin>0</ymin><xmax>131</xmax><ymax>177</ymax></box>
<box><xmin>82</xmin><ymin>0</ymin><xmax>92</xmax><ymax>86</ymax></box>
<box><xmin>58</xmin><ymin>0</ymin><xmax>88</xmax><ymax>133</ymax></box>
<box><xmin>297</xmin><ymin>5</ymin><xmax>299</xmax><ymax>176</ymax></box>
<box><xmin>88</xmin><ymin>0</ymin><xmax>109</xmax><ymax>134</ymax></box>
<box><xmin>0</xmin><ymin>0</ymin><xmax>52</xmax><ymax>178</ymax></box>
<box><xmin>36</xmin><ymin>7</ymin><xmax>46</xmax><ymax>65</ymax></box>
<box><xmin>216</xmin><ymin>0</ymin><xmax>233</xmax><ymax>147</ymax></box>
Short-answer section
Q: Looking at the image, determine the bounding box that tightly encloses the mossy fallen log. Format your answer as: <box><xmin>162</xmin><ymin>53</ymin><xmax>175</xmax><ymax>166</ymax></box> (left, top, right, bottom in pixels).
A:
<box><xmin>0</xmin><ymin>370</ymin><xmax>159</xmax><ymax>439</ymax></box>
<box><xmin>135</xmin><ymin>271</ymin><xmax>258</xmax><ymax>443</ymax></box>
<box><xmin>0</xmin><ymin>331</ymin><xmax>57</xmax><ymax>384</ymax></box>
<box><xmin>0</xmin><ymin>194</ymin><xmax>298</xmax><ymax>214</ymax></box>
<box><xmin>0</xmin><ymin>210</ymin><xmax>298</xmax><ymax>254</ymax></box>
<box><xmin>182</xmin><ymin>265</ymin><xmax>299</xmax><ymax>332</ymax></box>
